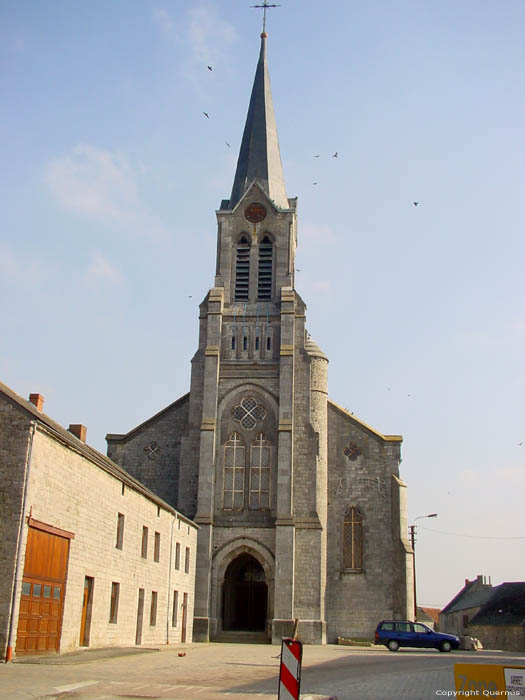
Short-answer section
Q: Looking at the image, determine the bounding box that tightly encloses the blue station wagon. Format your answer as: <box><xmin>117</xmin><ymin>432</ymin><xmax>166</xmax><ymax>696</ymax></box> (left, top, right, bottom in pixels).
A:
<box><xmin>374</xmin><ymin>620</ymin><xmax>461</xmax><ymax>652</ymax></box>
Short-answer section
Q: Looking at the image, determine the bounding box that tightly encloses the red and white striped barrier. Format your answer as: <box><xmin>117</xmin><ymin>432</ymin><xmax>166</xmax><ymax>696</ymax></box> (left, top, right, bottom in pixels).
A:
<box><xmin>278</xmin><ymin>637</ymin><xmax>303</xmax><ymax>700</ymax></box>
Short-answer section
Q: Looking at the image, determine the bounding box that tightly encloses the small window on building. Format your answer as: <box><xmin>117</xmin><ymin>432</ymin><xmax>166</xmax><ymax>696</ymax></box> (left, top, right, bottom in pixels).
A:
<box><xmin>116</xmin><ymin>513</ymin><xmax>125</xmax><ymax>550</ymax></box>
<box><xmin>235</xmin><ymin>236</ymin><xmax>250</xmax><ymax>301</ymax></box>
<box><xmin>255</xmin><ymin>336</ymin><xmax>260</xmax><ymax>351</ymax></box>
<box><xmin>154</xmin><ymin>532</ymin><xmax>161</xmax><ymax>563</ymax></box>
<box><xmin>141</xmin><ymin>526</ymin><xmax>148</xmax><ymax>559</ymax></box>
<box><xmin>266</xmin><ymin>336</ymin><xmax>271</xmax><ymax>351</ymax></box>
<box><xmin>109</xmin><ymin>582</ymin><xmax>120</xmax><ymax>623</ymax></box>
<box><xmin>243</xmin><ymin>336</ymin><xmax>248</xmax><ymax>351</ymax></box>
<box><xmin>343</xmin><ymin>507</ymin><xmax>363</xmax><ymax>570</ymax></box>
<box><xmin>231</xmin><ymin>335</ymin><xmax>236</xmax><ymax>350</ymax></box>
<box><xmin>175</xmin><ymin>542</ymin><xmax>181</xmax><ymax>570</ymax></box>
<box><xmin>172</xmin><ymin>590</ymin><xmax>179</xmax><ymax>627</ymax></box>
<box><xmin>185</xmin><ymin>547</ymin><xmax>190</xmax><ymax>574</ymax></box>
<box><xmin>150</xmin><ymin>591</ymin><xmax>158</xmax><ymax>626</ymax></box>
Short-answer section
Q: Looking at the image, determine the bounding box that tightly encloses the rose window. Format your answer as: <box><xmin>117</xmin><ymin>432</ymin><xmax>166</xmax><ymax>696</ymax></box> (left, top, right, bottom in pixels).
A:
<box><xmin>232</xmin><ymin>397</ymin><xmax>266</xmax><ymax>430</ymax></box>
<box><xmin>343</xmin><ymin>442</ymin><xmax>361</xmax><ymax>461</ymax></box>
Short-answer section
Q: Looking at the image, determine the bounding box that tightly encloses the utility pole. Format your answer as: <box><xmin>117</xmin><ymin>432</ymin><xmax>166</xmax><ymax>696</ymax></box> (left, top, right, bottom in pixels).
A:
<box><xmin>410</xmin><ymin>513</ymin><xmax>438</xmax><ymax>622</ymax></box>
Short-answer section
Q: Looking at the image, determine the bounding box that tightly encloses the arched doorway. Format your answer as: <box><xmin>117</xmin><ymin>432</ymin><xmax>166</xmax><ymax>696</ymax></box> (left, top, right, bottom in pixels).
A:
<box><xmin>222</xmin><ymin>553</ymin><xmax>267</xmax><ymax>631</ymax></box>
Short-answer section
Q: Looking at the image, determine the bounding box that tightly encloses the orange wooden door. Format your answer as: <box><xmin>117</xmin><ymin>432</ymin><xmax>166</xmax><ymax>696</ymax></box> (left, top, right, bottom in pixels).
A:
<box><xmin>16</xmin><ymin>527</ymin><xmax>69</xmax><ymax>655</ymax></box>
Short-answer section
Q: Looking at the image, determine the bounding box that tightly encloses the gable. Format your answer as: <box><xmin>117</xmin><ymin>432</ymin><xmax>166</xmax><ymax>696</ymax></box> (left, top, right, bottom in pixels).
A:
<box><xmin>328</xmin><ymin>400</ymin><xmax>402</xmax><ymax>443</ymax></box>
<box><xmin>106</xmin><ymin>393</ymin><xmax>189</xmax><ymax>444</ymax></box>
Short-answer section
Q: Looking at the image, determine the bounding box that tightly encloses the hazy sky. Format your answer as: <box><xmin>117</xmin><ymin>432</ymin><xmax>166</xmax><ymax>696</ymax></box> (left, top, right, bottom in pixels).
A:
<box><xmin>2</xmin><ymin>0</ymin><xmax>524</xmax><ymax>609</ymax></box>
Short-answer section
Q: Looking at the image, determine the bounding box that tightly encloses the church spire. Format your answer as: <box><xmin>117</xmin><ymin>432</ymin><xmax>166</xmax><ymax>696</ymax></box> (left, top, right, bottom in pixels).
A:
<box><xmin>228</xmin><ymin>32</ymin><xmax>288</xmax><ymax>210</ymax></box>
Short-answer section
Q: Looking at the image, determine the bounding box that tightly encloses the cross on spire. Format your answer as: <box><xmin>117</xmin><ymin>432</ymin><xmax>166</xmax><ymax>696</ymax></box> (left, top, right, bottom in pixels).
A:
<box><xmin>251</xmin><ymin>1</ymin><xmax>280</xmax><ymax>34</ymax></box>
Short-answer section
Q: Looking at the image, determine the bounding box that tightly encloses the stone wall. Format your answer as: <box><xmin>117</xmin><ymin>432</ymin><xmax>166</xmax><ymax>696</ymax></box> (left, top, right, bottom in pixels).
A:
<box><xmin>22</xmin><ymin>425</ymin><xmax>197</xmax><ymax>653</ymax></box>
<box><xmin>324</xmin><ymin>402</ymin><xmax>405</xmax><ymax>642</ymax></box>
<box><xmin>1</xmin><ymin>388</ymin><xmax>198</xmax><ymax>658</ymax></box>
<box><xmin>0</xmin><ymin>395</ymin><xmax>33</xmax><ymax>657</ymax></box>
<box><xmin>470</xmin><ymin>624</ymin><xmax>525</xmax><ymax>652</ymax></box>
<box><xmin>107</xmin><ymin>394</ymin><xmax>189</xmax><ymax>510</ymax></box>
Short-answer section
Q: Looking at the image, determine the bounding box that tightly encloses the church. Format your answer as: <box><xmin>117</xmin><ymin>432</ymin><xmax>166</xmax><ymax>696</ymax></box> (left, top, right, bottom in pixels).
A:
<box><xmin>106</xmin><ymin>29</ymin><xmax>414</xmax><ymax>645</ymax></box>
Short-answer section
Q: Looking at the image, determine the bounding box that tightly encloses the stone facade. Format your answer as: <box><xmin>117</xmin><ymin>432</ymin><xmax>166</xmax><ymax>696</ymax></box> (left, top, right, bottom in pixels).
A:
<box><xmin>106</xmin><ymin>33</ymin><xmax>413</xmax><ymax>644</ymax></box>
<box><xmin>0</xmin><ymin>382</ymin><xmax>197</xmax><ymax>659</ymax></box>
<box><xmin>440</xmin><ymin>575</ymin><xmax>494</xmax><ymax>638</ymax></box>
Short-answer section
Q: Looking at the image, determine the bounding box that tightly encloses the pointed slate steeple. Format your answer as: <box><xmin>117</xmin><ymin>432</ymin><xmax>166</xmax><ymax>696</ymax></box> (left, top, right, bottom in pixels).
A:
<box><xmin>228</xmin><ymin>33</ymin><xmax>288</xmax><ymax>210</ymax></box>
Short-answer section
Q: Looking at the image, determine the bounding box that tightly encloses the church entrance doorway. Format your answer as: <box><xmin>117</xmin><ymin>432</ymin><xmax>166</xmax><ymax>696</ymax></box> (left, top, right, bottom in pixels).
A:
<box><xmin>222</xmin><ymin>554</ymin><xmax>267</xmax><ymax>631</ymax></box>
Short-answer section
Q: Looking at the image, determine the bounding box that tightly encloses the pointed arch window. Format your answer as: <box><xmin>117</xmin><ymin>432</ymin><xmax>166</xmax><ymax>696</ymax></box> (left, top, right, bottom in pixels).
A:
<box><xmin>235</xmin><ymin>237</ymin><xmax>250</xmax><ymax>301</ymax></box>
<box><xmin>223</xmin><ymin>433</ymin><xmax>245</xmax><ymax>510</ymax></box>
<box><xmin>343</xmin><ymin>507</ymin><xmax>363</xmax><ymax>570</ymax></box>
<box><xmin>249</xmin><ymin>433</ymin><xmax>271</xmax><ymax>509</ymax></box>
<box><xmin>257</xmin><ymin>236</ymin><xmax>273</xmax><ymax>300</ymax></box>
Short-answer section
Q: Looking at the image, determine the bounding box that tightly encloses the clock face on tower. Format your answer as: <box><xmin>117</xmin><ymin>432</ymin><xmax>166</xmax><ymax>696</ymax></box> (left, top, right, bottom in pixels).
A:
<box><xmin>244</xmin><ymin>202</ymin><xmax>267</xmax><ymax>223</ymax></box>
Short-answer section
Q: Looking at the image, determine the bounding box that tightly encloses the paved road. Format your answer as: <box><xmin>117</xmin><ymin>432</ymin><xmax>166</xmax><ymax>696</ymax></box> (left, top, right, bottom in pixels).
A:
<box><xmin>1</xmin><ymin>644</ymin><xmax>524</xmax><ymax>700</ymax></box>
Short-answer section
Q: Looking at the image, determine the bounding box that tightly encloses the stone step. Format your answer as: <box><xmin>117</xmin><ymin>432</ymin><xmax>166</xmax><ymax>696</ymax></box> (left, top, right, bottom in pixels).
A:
<box><xmin>215</xmin><ymin>630</ymin><xmax>270</xmax><ymax>644</ymax></box>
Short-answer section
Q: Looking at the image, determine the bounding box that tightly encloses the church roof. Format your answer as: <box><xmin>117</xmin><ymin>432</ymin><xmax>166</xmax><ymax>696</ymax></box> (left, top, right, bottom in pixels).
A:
<box><xmin>228</xmin><ymin>32</ymin><xmax>288</xmax><ymax>211</ymax></box>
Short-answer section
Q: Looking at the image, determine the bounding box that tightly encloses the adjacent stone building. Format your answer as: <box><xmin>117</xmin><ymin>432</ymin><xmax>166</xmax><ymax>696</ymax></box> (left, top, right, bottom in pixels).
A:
<box><xmin>440</xmin><ymin>574</ymin><xmax>494</xmax><ymax>638</ymax></box>
<box><xmin>107</xmin><ymin>31</ymin><xmax>413</xmax><ymax>644</ymax></box>
<box><xmin>0</xmin><ymin>382</ymin><xmax>197</xmax><ymax>660</ymax></box>
<box><xmin>441</xmin><ymin>577</ymin><xmax>525</xmax><ymax>651</ymax></box>
<box><xmin>469</xmin><ymin>582</ymin><xmax>525</xmax><ymax>652</ymax></box>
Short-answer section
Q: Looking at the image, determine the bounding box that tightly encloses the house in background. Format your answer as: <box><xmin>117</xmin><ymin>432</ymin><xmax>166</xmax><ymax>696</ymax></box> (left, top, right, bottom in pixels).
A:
<box><xmin>440</xmin><ymin>575</ymin><xmax>493</xmax><ymax>638</ymax></box>
<box><xmin>417</xmin><ymin>606</ymin><xmax>440</xmax><ymax>630</ymax></box>
<box><xmin>0</xmin><ymin>381</ymin><xmax>197</xmax><ymax>660</ymax></box>
<box><xmin>469</xmin><ymin>582</ymin><xmax>525</xmax><ymax>652</ymax></box>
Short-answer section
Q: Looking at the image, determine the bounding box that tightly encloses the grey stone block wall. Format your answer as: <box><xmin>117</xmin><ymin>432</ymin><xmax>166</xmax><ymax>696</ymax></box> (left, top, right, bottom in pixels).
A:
<box><xmin>0</xmin><ymin>397</ymin><xmax>32</xmax><ymax>657</ymax></box>
<box><xmin>325</xmin><ymin>403</ymin><xmax>406</xmax><ymax>642</ymax></box>
<box><xmin>107</xmin><ymin>395</ymin><xmax>189</xmax><ymax>511</ymax></box>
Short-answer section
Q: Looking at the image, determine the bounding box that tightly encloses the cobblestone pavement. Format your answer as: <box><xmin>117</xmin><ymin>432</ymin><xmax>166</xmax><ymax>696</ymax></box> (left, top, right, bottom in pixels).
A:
<box><xmin>1</xmin><ymin>644</ymin><xmax>524</xmax><ymax>700</ymax></box>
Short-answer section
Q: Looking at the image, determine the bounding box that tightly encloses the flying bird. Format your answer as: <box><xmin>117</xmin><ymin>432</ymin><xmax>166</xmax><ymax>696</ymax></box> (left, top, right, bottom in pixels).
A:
<box><xmin>207</xmin><ymin>65</ymin><xmax>213</xmax><ymax>71</ymax></box>
<box><xmin>518</xmin><ymin>442</ymin><xmax>523</xmax><ymax>446</ymax></box>
<box><xmin>225</xmin><ymin>141</ymin><xmax>231</xmax><ymax>148</ymax></box>
<box><xmin>203</xmin><ymin>112</ymin><xmax>210</xmax><ymax>119</ymax></box>
<box><xmin>333</xmin><ymin>152</ymin><xmax>338</xmax><ymax>158</ymax></box>
<box><xmin>314</xmin><ymin>154</ymin><xmax>320</xmax><ymax>158</ymax></box>
<box><xmin>313</xmin><ymin>182</ymin><xmax>318</xmax><ymax>185</ymax></box>
<box><xmin>413</xmin><ymin>202</ymin><xmax>419</xmax><ymax>207</ymax></box>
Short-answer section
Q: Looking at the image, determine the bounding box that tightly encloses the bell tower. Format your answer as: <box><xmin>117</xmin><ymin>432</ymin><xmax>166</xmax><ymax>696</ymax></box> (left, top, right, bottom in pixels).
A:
<box><xmin>178</xmin><ymin>28</ymin><xmax>328</xmax><ymax>644</ymax></box>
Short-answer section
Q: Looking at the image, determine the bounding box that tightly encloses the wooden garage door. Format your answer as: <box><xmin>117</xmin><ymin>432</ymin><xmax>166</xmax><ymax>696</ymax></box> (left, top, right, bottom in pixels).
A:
<box><xmin>16</xmin><ymin>524</ymin><xmax>71</xmax><ymax>655</ymax></box>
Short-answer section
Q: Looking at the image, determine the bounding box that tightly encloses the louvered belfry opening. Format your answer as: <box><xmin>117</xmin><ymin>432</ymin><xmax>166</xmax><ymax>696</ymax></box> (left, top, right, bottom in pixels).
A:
<box><xmin>258</xmin><ymin>236</ymin><xmax>273</xmax><ymax>300</ymax></box>
<box><xmin>235</xmin><ymin>237</ymin><xmax>250</xmax><ymax>301</ymax></box>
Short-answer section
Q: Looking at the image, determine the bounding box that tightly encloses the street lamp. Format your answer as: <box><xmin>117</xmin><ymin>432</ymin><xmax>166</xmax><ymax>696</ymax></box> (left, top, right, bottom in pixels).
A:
<box><xmin>409</xmin><ymin>513</ymin><xmax>438</xmax><ymax>621</ymax></box>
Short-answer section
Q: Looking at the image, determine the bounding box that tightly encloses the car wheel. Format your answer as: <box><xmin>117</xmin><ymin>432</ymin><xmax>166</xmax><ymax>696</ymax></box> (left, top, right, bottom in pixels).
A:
<box><xmin>439</xmin><ymin>641</ymin><xmax>452</xmax><ymax>653</ymax></box>
<box><xmin>387</xmin><ymin>640</ymin><xmax>400</xmax><ymax>652</ymax></box>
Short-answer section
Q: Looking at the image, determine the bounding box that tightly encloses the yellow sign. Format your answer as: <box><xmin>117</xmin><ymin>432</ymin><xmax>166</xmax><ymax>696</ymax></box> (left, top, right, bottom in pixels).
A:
<box><xmin>454</xmin><ymin>664</ymin><xmax>525</xmax><ymax>698</ymax></box>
